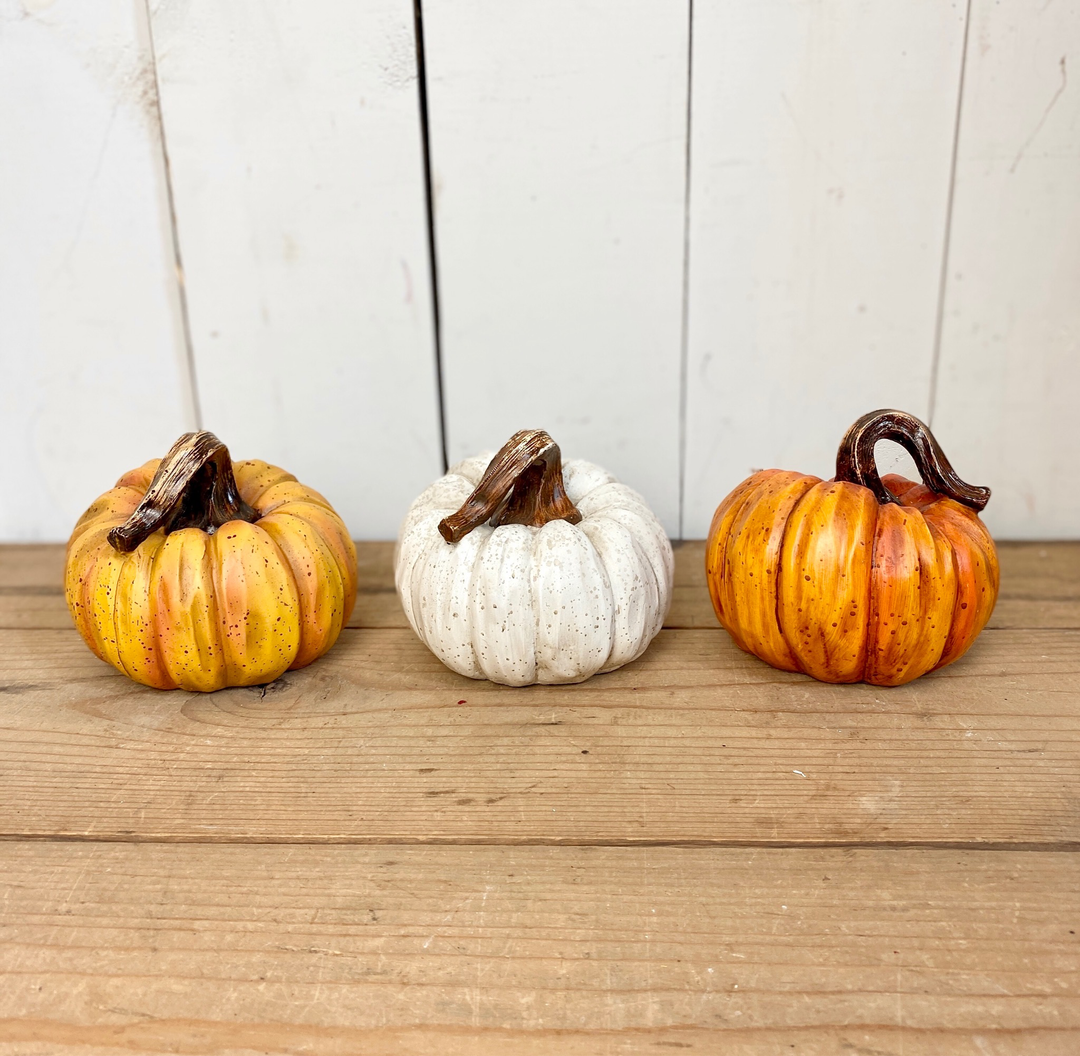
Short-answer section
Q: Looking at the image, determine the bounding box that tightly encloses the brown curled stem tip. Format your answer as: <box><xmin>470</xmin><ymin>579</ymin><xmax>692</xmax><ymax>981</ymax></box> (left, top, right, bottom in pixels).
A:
<box><xmin>107</xmin><ymin>431</ymin><xmax>258</xmax><ymax>552</ymax></box>
<box><xmin>438</xmin><ymin>429</ymin><xmax>583</xmax><ymax>544</ymax></box>
<box><xmin>835</xmin><ymin>409</ymin><xmax>991</xmax><ymax>511</ymax></box>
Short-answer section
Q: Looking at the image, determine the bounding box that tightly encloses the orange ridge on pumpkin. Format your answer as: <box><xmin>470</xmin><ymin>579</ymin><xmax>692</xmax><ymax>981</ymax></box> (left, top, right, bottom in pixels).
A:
<box><xmin>704</xmin><ymin>410</ymin><xmax>998</xmax><ymax>687</ymax></box>
<box><xmin>64</xmin><ymin>433</ymin><xmax>357</xmax><ymax>693</ymax></box>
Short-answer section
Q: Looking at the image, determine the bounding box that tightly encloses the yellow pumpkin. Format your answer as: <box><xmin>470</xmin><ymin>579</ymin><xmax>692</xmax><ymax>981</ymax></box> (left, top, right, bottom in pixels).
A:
<box><xmin>65</xmin><ymin>432</ymin><xmax>357</xmax><ymax>691</ymax></box>
<box><xmin>705</xmin><ymin>410</ymin><xmax>998</xmax><ymax>686</ymax></box>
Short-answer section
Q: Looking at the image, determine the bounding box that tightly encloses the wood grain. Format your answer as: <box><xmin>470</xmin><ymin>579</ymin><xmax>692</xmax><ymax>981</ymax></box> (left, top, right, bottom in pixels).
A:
<box><xmin>0</xmin><ymin>843</ymin><xmax>1076</xmax><ymax>1054</ymax></box>
<box><xmin>0</xmin><ymin>542</ymin><xmax>1074</xmax><ymax>1051</ymax></box>
<box><xmin>0</xmin><ymin>622</ymin><xmax>1075</xmax><ymax>845</ymax></box>
<box><xmin>4</xmin><ymin>541</ymin><xmax>1076</xmax><ymax>630</ymax></box>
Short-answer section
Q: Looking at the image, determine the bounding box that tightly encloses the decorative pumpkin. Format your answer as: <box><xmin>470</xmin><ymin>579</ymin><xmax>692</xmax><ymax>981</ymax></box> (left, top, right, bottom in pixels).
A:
<box><xmin>395</xmin><ymin>429</ymin><xmax>673</xmax><ymax>686</ymax></box>
<box><xmin>705</xmin><ymin>409</ymin><xmax>998</xmax><ymax>686</ymax></box>
<box><xmin>65</xmin><ymin>432</ymin><xmax>357</xmax><ymax>691</ymax></box>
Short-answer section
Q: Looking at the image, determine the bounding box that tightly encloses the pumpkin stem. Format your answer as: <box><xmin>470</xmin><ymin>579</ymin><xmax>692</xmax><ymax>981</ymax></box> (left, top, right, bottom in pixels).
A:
<box><xmin>834</xmin><ymin>409</ymin><xmax>990</xmax><ymax>511</ymax></box>
<box><xmin>438</xmin><ymin>429</ymin><xmax>583</xmax><ymax>543</ymax></box>
<box><xmin>107</xmin><ymin>432</ymin><xmax>259</xmax><ymax>552</ymax></box>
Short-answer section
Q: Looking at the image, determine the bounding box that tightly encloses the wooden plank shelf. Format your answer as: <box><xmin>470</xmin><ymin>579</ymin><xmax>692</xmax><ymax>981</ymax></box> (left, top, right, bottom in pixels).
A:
<box><xmin>0</xmin><ymin>541</ymin><xmax>1077</xmax><ymax>1053</ymax></box>
<box><xmin>1</xmin><ymin>844</ymin><xmax>1077</xmax><ymax>1055</ymax></box>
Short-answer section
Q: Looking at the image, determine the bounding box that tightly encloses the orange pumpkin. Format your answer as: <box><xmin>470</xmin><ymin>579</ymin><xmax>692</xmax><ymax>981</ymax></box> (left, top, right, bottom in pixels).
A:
<box><xmin>705</xmin><ymin>410</ymin><xmax>998</xmax><ymax>686</ymax></box>
<box><xmin>66</xmin><ymin>432</ymin><xmax>357</xmax><ymax>691</ymax></box>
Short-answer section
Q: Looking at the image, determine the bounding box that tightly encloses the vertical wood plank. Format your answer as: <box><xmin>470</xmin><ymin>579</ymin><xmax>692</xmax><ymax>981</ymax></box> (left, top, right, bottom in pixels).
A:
<box><xmin>0</xmin><ymin>0</ymin><xmax>192</xmax><ymax>541</ymax></box>
<box><xmin>149</xmin><ymin>0</ymin><xmax>442</xmax><ymax>539</ymax></box>
<box><xmin>683</xmin><ymin>1</ymin><xmax>969</xmax><ymax>536</ymax></box>
<box><xmin>933</xmin><ymin>0</ymin><xmax>1080</xmax><ymax>540</ymax></box>
<box><xmin>424</xmin><ymin>0</ymin><xmax>690</xmax><ymax>535</ymax></box>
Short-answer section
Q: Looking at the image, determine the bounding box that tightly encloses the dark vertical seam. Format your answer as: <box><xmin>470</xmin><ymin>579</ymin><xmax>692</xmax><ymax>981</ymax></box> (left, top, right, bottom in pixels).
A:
<box><xmin>928</xmin><ymin>0</ymin><xmax>974</xmax><ymax>428</ymax></box>
<box><xmin>412</xmin><ymin>0</ymin><xmax>449</xmax><ymax>473</ymax></box>
<box><xmin>677</xmin><ymin>0</ymin><xmax>695</xmax><ymax>541</ymax></box>
<box><xmin>141</xmin><ymin>0</ymin><xmax>202</xmax><ymax>430</ymax></box>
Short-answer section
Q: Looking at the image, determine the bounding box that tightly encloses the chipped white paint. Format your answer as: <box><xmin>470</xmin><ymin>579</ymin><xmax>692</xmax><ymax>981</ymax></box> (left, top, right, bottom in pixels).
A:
<box><xmin>0</xmin><ymin>0</ymin><xmax>192</xmax><ymax>540</ymax></box>
<box><xmin>933</xmin><ymin>0</ymin><xmax>1080</xmax><ymax>540</ymax></box>
<box><xmin>682</xmin><ymin>0</ymin><xmax>968</xmax><ymax>537</ymax></box>
<box><xmin>422</xmin><ymin>0</ymin><xmax>690</xmax><ymax>536</ymax></box>
<box><xmin>147</xmin><ymin>0</ymin><xmax>442</xmax><ymax>540</ymax></box>
<box><xmin>396</xmin><ymin>455</ymin><xmax>674</xmax><ymax>685</ymax></box>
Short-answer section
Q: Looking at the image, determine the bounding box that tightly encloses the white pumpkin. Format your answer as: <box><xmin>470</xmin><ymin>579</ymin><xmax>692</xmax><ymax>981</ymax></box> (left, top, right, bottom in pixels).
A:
<box><xmin>395</xmin><ymin>430</ymin><xmax>673</xmax><ymax>686</ymax></box>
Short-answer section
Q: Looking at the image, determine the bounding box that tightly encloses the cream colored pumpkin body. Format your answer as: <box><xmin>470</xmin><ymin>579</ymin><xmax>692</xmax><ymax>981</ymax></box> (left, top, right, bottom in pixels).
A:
<box><xmin>396</xmin><ymin>457</ymin><xmax>674</xmax><ymax>686</ymax></box>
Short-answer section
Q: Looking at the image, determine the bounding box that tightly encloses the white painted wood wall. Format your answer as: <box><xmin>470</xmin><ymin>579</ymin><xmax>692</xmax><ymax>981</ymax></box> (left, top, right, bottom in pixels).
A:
<box><xmin>3</xmin><ymin>0</ymin><xmax>1077</xmax><ymax>541</ymax></box>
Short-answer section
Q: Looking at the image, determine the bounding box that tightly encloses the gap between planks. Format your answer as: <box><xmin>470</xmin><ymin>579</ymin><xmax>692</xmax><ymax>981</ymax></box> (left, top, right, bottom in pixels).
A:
<box><xmin>1</xmin><ymin>543</ymin><xmax>1076</xmax><ymax>1049</ymax></box>
<box><xmin>1</xmin><ymin>834</ymin><xmax>1078</xmax><ymax>851</ymax></box>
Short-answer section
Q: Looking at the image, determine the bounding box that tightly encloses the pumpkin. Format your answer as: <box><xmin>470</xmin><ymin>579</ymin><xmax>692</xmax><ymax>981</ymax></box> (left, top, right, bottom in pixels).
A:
<box><xmin>705</xmin><ymin>409</ymin><xmax>998</xmax><ymax>686</ymax></box>
<box><xmin>65</xmin><ymin>431</ymin><xmax>357</xmax><ymax>691</ymax></box>
<box><xmin>395</xmin><ymin>429</ymin><xmax>673</xmax><ymax>685</ymax></box>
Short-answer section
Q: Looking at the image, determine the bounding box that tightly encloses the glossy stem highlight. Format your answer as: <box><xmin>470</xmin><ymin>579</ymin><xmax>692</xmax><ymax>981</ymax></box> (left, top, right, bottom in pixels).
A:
<box><xmin>439</xmin><ymin>429</ymin><xmax>582</xmax><ymax>543</ymax></box>
<box><xmin>835</xmin><ymin>408</ymin><xmax>990</xmax><ymax>511</ymax></box>
<box><xmin>108</xmin><ymin>431</ymin><xmax>258</xmax><ymax>552</ymax></box>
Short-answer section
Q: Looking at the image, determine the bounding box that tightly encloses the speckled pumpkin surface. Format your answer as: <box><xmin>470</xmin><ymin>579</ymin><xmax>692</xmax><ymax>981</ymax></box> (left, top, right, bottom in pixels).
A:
<box><xmin>705</xmin><ymin>410</ymin><xmax>999</xmax><ymax>687</ymax></box>
<box><xmin>65</xmin><ymin>432</ymin><xmax>357</xmax><ymax>691</ymax></box>
<box><xmin>396</xmin><ymin>430</ymin><xmax>673</xmax><ymax>686</ymax></box>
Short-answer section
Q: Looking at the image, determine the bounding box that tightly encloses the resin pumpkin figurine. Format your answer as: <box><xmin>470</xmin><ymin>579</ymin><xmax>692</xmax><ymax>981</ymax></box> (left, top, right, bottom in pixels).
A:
<box><xmin>65</xmin><ymin>431</ymin><xmax>357</xmax><ymax>691</ymax></box>
<box><xmin>396</xmin><ymin>429</ymin><xmax>673</xmax><ymax>685</ymax></box>
<box><xmin>705</xmin><ymin>409</ymin><xmax>998</xmax><ymax>686</ymax></box>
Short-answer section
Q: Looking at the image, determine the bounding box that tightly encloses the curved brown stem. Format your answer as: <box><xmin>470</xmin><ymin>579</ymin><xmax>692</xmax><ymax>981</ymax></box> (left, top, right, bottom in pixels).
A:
<box><xmin>835</xmin><ymin>409</ymin><xmax>990</xmax><ymax>511</ymax></box>
<box><xmin>108</xmin><ymin>432</ymin><xmax>258</xmax><ymax>552</ymax></box>
<box><xmin>438</xmin><ymin>429</ymin><xmax>583</xmax><ymax>543</ymax></box>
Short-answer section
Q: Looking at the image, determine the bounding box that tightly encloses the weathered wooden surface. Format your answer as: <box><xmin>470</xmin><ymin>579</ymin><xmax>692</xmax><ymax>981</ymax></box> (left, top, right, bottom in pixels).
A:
<box><xmin>0</xmin><ymin>541</ymin><xmax>1076</xmax><ymax>1051</ymax></box>
<box><xmin>0</xmin><ymin>623</ymin><xmax>1076</xmax><ymax>846</ymax></box>
<box><xmin>4</xmin><ymin>540</ymin><xmax>1077</xmax><ymax>630</ymax></box>
<box><xmin>1</xmin><ymin>844</ymin><xmax>1077</xmax><ymax>1055</ymax></box>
